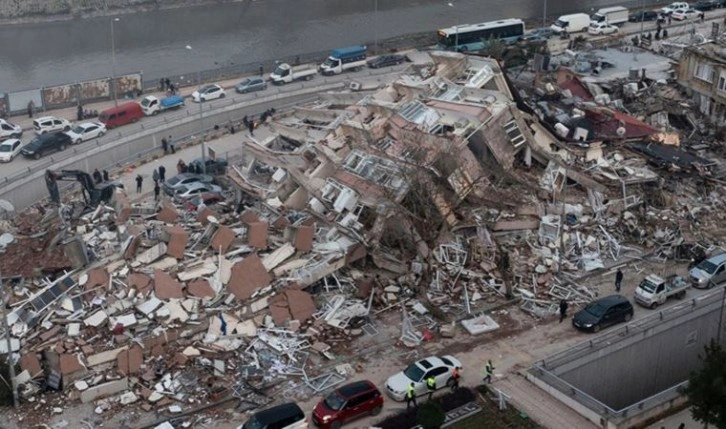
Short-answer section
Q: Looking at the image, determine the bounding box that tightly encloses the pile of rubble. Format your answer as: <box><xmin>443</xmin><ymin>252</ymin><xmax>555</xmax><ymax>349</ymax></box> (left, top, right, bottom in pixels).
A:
<box><xmin>3</xmin><ymin>48</ymin><xmax>726</xmax><ymax>426</ymax></box>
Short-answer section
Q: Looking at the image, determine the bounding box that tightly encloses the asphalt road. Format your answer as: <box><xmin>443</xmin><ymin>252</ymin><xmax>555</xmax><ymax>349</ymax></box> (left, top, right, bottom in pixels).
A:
<box><xmin>0</xmin><ymin>0</ymin><xmax>671</xmax><ymax>91</ymax></box>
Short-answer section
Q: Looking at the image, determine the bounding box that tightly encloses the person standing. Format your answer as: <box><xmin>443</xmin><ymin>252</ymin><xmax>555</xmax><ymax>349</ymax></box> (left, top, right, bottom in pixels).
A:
<box><xmin>406</xmin><ymin>382</ymin><xmax>417</xmax><ymax>409</ymax></box>
<box><xmin>158</xmin><ymin>165</ymin><xmax>166</xmax><ymax>182</ymax></box>
<box><xmin>559</xmin><ymin>299</ymin><xmax>569</xmax><ymax>323</ymax></box>
<box><xmin>483</xmin><ymin>360</ymin><xmax>494</xmax><ymax>384</ymax></box>
<box><xmin>177</xmin><ymin>159</ymin><xmax>185</xmax><ymax>174</ymax></box>
<box><xmin>615</xmin><ymin>269</ymin><xmax>624</xmax><ymax>292</ymax></box>
<box><xmin>102</xmin><ymin>170</ymin><xmax>109</xmax><ymax>182</ymax></box>
<box><xmin>27</xmin><ymin>100</ymin><xmax>35</xmax><ymax>118</ymax></box>
<box><xmin>152</xmin><ymin>168</ymin><xmax>160</xmax><ymax>185</ymax></box>
<box><xmin>154</xmin><ymin>182</ymin><xmax>160</xmax><ymax>201</ymax></box>
<box><xmin>77</xmin><ymin>104</ymin><xmax>84</xmax><ymax>121</ymax></box>
<box><xmin>92</xmin><ymin>168</ymin><xmax>102</xmax><ymax>184</ymax></box>
<box><xmin>426</xmin><ymin>376</ymin><xmax>436</xmax><ymax>401</ymax></box>
<box><xmin>247</xmin><ymin>117</ymin><xmax>255</xmax><ymax>136</ymax></box>
<box><xmin>451</xmin><ymin>367</ymin><xmax>460</xmax><ymax>391</ymax></box>
<box><xmin>135</xmin><ymin>174</ymin><xmax>143</xmax><ymax>193</ymax></box>
<box><xmin>161</xmin><ymin>137</ymin><xmax>168</xmax><ymax>154</ymax></box>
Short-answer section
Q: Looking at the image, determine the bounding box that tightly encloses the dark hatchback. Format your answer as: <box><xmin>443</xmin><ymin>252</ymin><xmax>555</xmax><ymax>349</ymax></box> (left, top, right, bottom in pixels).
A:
<box><xmin>572</xmin><ymin>295</ymin><xmax>634</xmax><ymax>333</ymax></box>
<box><xmin>694</xmin><ymin>0</ymin><xmax>721</xmax><ymax>10</ymax></box>
<box><xmin>21</xmin><ymin>132</ymin><xmax>72</xmax><ymax>159</ymax></box>
<box><xmin>628</xmin><ymin>10</ymin><xmax>660</xmax><ymax>21</ymax></box>
<box><xmin>367</xmin><ymin>54</ymin><xmax>406</xmax><ymax>69</ymax></box>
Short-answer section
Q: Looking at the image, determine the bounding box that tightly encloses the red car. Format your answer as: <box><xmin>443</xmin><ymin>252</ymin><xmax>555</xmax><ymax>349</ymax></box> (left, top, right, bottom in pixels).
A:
<box><xmin>182</xmin><ymin>191</ymin><xmax>224</xmax><ymax>211</ymax></box>
<box><xmin>312</xmin><ymin>380</ymin><xmax>383</xmax><ymax>429</ymax></box>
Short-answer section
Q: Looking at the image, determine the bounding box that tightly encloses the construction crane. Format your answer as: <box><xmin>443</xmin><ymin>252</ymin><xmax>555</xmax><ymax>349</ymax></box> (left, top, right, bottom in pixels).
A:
<box><xmin>44</xmin><ymin>169</ymin><xmax>120</xmax><ymax>210</ymax></box>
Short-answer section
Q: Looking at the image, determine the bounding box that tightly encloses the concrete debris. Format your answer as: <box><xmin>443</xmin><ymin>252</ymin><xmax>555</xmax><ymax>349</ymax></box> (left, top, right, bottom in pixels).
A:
<box><xmin>2</xmin><ymin>47</ymin><xmax>725</xmax><ymax>426</ymax></box>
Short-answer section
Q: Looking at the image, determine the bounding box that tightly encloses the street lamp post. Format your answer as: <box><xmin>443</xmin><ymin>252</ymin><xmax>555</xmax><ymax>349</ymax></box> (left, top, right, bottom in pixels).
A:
<box><xmin>374</xmin><ymin>0</ymin><xmax>379</xmax><ymax>55</ymax></box>
<box><xmin>447</xmin><ymin>2</ymin><xmax>459</xmax><ymax>51</ymax></box>
<box><xmin>543</xmin><ymin>0</ymin><xmax>547</xmax><ymax>29</ymax></box>
<box><xmin>110</xmin><ymin>18</ymin><xmax>120</xmax><ymax>108</ymax></box>
<box><xmin>186</xmin><ymin>45</ymin><xmax>206</xmax><ymax>174</ymax></box>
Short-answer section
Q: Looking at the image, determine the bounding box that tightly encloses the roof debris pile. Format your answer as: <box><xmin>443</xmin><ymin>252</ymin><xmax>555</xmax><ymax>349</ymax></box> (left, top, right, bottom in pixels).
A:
<box><xmin>2</xmin><ymin>48</ymin><xmax>726</xmax><ymax>426</ymax></box>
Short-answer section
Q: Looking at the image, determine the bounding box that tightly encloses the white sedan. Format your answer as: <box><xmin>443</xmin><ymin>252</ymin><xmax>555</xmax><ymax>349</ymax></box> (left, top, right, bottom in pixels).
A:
<box><xmin>385</xmin><ymin>355</ymin><xmax>462</xmax><ymax>401</ymax></box>
<box><xmin>671</xmin><ymin>8</ymin><xmax>702</xmax><ymax>20</ymax></box>
<box><xmin>0</xmin><ymin>138</ymin><xmax>23</xmax><ymax>162</ymax></box>
<box><xmin>192</xmin><ymin>84</ymin><xmax>226</xmax><ymax>102</ymax></box>
<box><xmin>173</xmin><ymin>182</ymin><xmax>223</xmax><ymax>202</ymax></box>
<box><xmin>65</xmin><ymin>122</ymin><xmax>106</xmax><ymax>144</ymax></box>
<box><xmin>588</xmin><ymin>22</ymin><xmax>618</xmax><ymax>35</ymax></box>
<box><xmin>0</xmin><ymin>119</ymin><xmax>23</xmax><ymax>141</ymax></box>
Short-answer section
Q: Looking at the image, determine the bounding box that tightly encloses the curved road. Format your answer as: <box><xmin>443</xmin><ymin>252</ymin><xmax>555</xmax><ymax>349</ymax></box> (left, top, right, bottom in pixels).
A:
<box><xmin>0</xmin><ymin>0</ymin><xmax>663</xmax><ymax>92</ymax></box>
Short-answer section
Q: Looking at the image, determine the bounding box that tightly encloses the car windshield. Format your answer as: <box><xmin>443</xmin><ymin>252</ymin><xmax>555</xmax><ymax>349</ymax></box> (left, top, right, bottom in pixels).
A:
<box><xmin>323</xmin><ymin>57</ymin><xmax>336</xmax><ymax>67</ymax></box>
<box><xmin>239</xmin><ymin>79</ymin><xmax>251</xmax><ymax>86</ymax></box>
<box><xmin>403</xmin><ymin>363</ymin><xmax>425</xmax><ymax>382</ymax></box>
<box><xmin>242</xmin><ymin>416</ymin><xmax>263</xmax><ymax>429</ymax></box>
<box><xmin>0</xmin><ymin>145</ymin><xmax>12</xmax><ymax>152</ymax></box>
<box><xmin>555</xmin><ymin>19</ymin><xmax>567</xmax><ymax>27</ymax></box>
<box><xmin>140</xmin><ymin>98</ymin><xmax>151</xmax><ymax>107</ymax></box>
<box><xmin>639</xmin><ymin>279</ymin><xmax>658</xmax><ymax>293</ymax></box>
<box><xmin>175</xmin><ymin>185</ymin><xmax>189</xmax><ymax>194</ymax></box>
<box><xmin>584</xmin><ymin>302</ymin><xmax>607</xmax><ymax>318</ymax></box>
<box><xmin>166</xmin><ymin>176</ymin><xmax>182</xmax><ymax>186</ymax></box>
<box><xmin>71</xmin><ymin>126</ymin><xmax>85</xmax><ymax>134</ymax></box>
<box><xmin>324</xmin><ymin>391</ymin><xmax>345</xmax><ymax>411</ymax></box>
<box><xmin>697</xmin><ymin>260</ymin><xmax>718</xmax><ymax>274</ymax></box>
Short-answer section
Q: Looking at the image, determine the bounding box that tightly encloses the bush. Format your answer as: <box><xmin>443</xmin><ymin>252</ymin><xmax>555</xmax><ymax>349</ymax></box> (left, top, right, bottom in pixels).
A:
<box><xmin>418</xmin><ymin>401</ymin><xmax>446</xmax><ymax>429</ymax></box>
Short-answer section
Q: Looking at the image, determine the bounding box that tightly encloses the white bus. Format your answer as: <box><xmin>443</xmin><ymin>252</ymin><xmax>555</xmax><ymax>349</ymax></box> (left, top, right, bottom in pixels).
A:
<box><xmin>437</xmin><ymin>18</ymin><xmax>525</xmax><ymax>51</ymax></box>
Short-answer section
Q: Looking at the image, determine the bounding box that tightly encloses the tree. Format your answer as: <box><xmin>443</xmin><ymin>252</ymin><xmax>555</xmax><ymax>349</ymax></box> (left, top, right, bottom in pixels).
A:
<box><xmin>682</xmin><ymin>339</ymin><xmax>726</xmax><ymax>429</ymax></box>
<box><xmin>417</xmin><ymin>401</ymin><xmax>446</xmax><ymax>429</ymax></box>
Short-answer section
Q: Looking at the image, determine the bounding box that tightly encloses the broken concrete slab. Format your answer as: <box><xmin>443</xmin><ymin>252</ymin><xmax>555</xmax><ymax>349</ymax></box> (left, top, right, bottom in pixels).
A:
<box><xmin>86</xmin><ymin>346</ymin><xmax>128</xmax><ymax>367</ymax></box>
<box><xmin>156</xmin><ymin>201</ymin><xmax>179</xmax><ymax>223</ymax></box>
<box><xmin>187</xmin><ymin>279</ymin><xmax>215</xmax><ymax>298</ymax></box>
<box><xmin>19</xmin><ymin>353</ymin><xmax>42</xmax><ymax>377</ymax></box>
<box><xmin>210</xmin><ymin>225</ymin><xmax>235</xmax><ymax>253</ymax></box>
<box><xmin>154</xmin><ymin>269</ymin><xmax>184</xmax><ymax>300</ymax></box>
<box><xmin>84</xmin><ymin>310</ymin><xmax>108</xmax><ymax>328</ymax></box>
<box><xmin>461</xmin><ymin>315</ymin><xmax>500</xmax><ymax>335</ymax></box>
<box><xmin>262</xmin><ymin>243</ymin><xmax>295</xmax><ymax>271</ymax></box>
<box><xmin>285</xmin><ymin>289</ymin><xmax>316</xmax><ymax>322</ymax></box>
<box><xmin>165</xmin><ymin>226</ymin><xmax>189</xmax><ymax>259</ymax></box>
<box><xmin>129</xmin><ymin>272</ymin><xmax>153</xmax><ymax>296</ymax></box>
<box><xmin>117</xmin><ymin>346</ymin><xmax>143</xmax><ymax>375</ymax></box>
<box><xmin>228</xmin><ymin>254</ymin><xmax>272</xmax><ymax>300</ymax></box>
<box><xmin>134</xmin><ymin>243</ymin><xmax>168</xmax><ymax>266</ymax></box>
<box><xmin>80</xmin><ymin>378</ymin><xmax>129</xmax><ymax>403</ymax></box>
<box><xmin>293</xmin><ymin>225</ymin><xmax>315</xmax><ymax>252</ymax></box>
<box><xmin>247</xmin><ymin>222</ymin><xmax>269</xmax><ymax>248</ymax></box>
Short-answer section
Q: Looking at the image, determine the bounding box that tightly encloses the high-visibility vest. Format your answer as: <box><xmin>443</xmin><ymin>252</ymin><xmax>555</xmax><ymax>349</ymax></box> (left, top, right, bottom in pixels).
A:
<box><xmin>427</xmin><ymin>377</ymin><xmax>436</xmax><ymax>389</ymax></box>
<box><xmin>407</xmin><ymin>385</ymin><xmax>415</xmax><ymax>398</ymax></box>
<box><xmin>485</xmin><ymin>363</ymin><xmax>493</xmax><ymax>375</ymax></box>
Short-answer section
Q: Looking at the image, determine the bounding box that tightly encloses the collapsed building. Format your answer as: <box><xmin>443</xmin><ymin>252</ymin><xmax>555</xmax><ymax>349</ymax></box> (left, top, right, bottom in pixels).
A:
<box><xmin>2</xmin><ymin>48</ymin><xmax>726</xmax><ymax>427</ymax></box>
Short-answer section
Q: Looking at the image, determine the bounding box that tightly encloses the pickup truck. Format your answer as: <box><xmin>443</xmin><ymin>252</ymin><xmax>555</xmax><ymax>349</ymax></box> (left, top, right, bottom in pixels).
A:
<box><xmin>139</xmin><ymin>94</ymin><xmax>185</xmax><ymax>116</ymax></box>
<box><xmin>269</xmin><ymin>63</ymin><xmax>316</xmax><ymax>85</ymax></box>
<box><xmin>634</xmin><ymin>273</ymin><xmax>689</xmax><ymax>309</ymax></box>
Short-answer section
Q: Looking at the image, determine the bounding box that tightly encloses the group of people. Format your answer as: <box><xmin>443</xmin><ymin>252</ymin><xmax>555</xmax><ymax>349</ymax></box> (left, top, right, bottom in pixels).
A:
<box><xmin>161</xmin><ymin>135</ymin><xmax>176</xmax><ymax>155</ymax></box>
<box><xmin>92</xmin><ymin>168</ymin><xmax>110</xmax><ymax>184</ymax></box>
<box><xmin>242</xmin><ymin>108</ymin><xmax>276</xmax><ymax>137</ymax></box>
<box><xmin>404</xmin><ymin>360</ymin><xmax>494</xmax><ymax>410</ymax></box>
<box><xmin>161</xmin><ymin>78</ymin><xmax>177</xmax><ymax>95</ymax></box>
<box><xmin>177</xmin><ymin>159</ymin><xmax>203</xmax><ymax>175</ymax></box>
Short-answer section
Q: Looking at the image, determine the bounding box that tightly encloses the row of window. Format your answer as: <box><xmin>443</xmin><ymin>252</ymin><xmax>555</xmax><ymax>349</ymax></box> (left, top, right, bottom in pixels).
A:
<box><xmin>693</xmin><ymin>61</ymin><xmax>726</xmax><ymax>91</ymax></box>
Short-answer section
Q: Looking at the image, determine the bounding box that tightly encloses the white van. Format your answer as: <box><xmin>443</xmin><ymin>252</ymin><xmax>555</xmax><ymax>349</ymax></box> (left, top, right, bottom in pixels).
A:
<box><xmin>551</xmin><ymin>13</ymin><xmax>591</xmax><ymax>34</ymax></box>
<box><xmin>590</xmin><ymin>6</ymin><xmax>629</xmax><ymax>26</ymax></box>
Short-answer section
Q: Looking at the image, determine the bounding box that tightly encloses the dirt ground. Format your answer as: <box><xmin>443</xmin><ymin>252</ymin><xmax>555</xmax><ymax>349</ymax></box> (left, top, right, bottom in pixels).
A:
<box><xmin>0</xmin><ymin>259</ymin><xmax>692</xmax><ymax>429</ymax></box>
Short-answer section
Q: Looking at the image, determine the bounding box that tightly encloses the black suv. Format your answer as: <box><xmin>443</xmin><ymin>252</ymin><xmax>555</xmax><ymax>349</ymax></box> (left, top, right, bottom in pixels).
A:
<box><xmin>573</xmin><ymin>295</ymin><xmax>634</xmax><ymax>333</ymax></box>
<box><xmin>21</xmin><ymin>132</ymin><xmax>72</xmax><ymax>160</ymax></box>
<box><xmin>694</xmin><ymin>0</ymin><xmax>720</xmax><ymax>10</ymax></box>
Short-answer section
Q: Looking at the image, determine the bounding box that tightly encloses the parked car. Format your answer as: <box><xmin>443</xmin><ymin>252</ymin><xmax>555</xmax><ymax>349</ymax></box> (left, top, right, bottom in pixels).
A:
<box><xmin>385</xmin><ymin>355</ymin><xmax>462</xmax><ymax>401</ymax></box>
<box><xmin>588</xmin><ymin>22</ymin><xmax>618</xmax><ymax>35</ymax></box>
<box><xmin>312</xmin><ymin>380</ymin><xmax>383</xmax><ymax>429</ymax></box>
<box><xmin>192</xmin><ymin>84</ymin><xmax>226</xmax><ymax>102</ymax></box>
<box><xmin>689</xmin><ymin>253</ymin><xmax>726</xmax><ymax>288</ymax></box>
<box><xmin>98</xmin><ymin>102</ymin><xmax>144</xmax><ymax>128</ymax></box>
<box><xmin>671</xmin><ymin>7</ymin><xmax>702</xmax><ymax>19</ymax></box>
<box><xmin>235</xmin><ymin>402</ymin><xmax>307</xmax><ymax>429</ymax></box>
<box><xmin>183</xmin><ymin>191</ymin><xmax>225</xmax><ymax>211</ymax></box>
<box><xmin>0</xmin><ymin>138</ymin><xmax>23</xmax><ymax>162</ymax></box>
<box><xmin>33</xmin><ymin>116</ymin><xmax>71</xmax><ymax>135</ymax></box>
<box><xmin>64</xmin><ymin>122</ymin><xmax>106</xmax><ymax>144</ymax></box>
<box><xmin>235</xmin><ymin>77</ymin><xmax>267</xmax><ymax>94</ymax></box>
<box><xmin>660</xmin><ymin>2</ymin><xmax>690</xmax><ymax>14</ymax></box>
<box><xmin>367</xmin><ymin>54</ymin><xmax>406</xmax><ymax>69</ymax></box>
<box><xmin>694</xmin><ymin>0</ymin><xmax>719</xmax><ymax>10</ymax></box>
<box><xmin>21</xmin><ymin>132</ymin><xmax>72</xmax><ymax>160</ymax></box>
<box><xmin>0</xmin><ymin>119</ymin><xmax>23</xmax><ymax>140</ymax></box>
<box><xmin>572</xmin><ymin>295</ymin><xmax>634</xmax><ymax>333</ymax></box>
<box><xmin>162</xmin><ymin>173</ymin><xmax>213</xmax><ymax>196</ymax></box>
<box><xmin>187</xmin><ymin>157</ymin><xmax>229</xmax><ymax>175</ymax></box>
<box><xmin>174</xmin><ymin>182</ymin><xmax>222</xmax><ymax>201</ymax></box>
<box><xmin>519</xmin><ymin>27</ymin><xmax>554</xmax><ymax>42</ymax></box>
<box><xmin>628</xmin><ymin>10</ymin><xmax>660</xmax><ymax>22</ymax></box>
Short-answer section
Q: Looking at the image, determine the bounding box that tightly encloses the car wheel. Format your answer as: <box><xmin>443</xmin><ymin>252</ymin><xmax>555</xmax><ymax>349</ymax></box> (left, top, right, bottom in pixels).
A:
<box><xmin>99</xmin><ymin>131</ymin><xmax>105</xmax><ymax>137</ymax></box>
<box><xmin>220</xmin><ymin>93</ymin><xmax>226</xmax><ymax>98</ymax></box>
<box><xmin>75</xmin><ymin>139</ymin><xmax>82</xmax><ymax>144</ymax></box>
<box><xmin>370</xmin><ymin>406</ymin><xmax>382</xmax><ymax>416</ymax></box>
<box><xmin>34</xmin><ymin>153</ymin><xmax>40</xmax><ymax>160</ymax></box>
<box><xmin>12</xmin><ymin>133</ymin><xmax>21</xmax><ymax>138</ymax></box>
<box><xmin>624</xmin><ymin>312</ymin><xmax>633</xmax><ymax>322</ymax></box>
<box><xmin>650</xmin><ymin>302</ymin><xmax>658</xmax><ymax>309</ymax></box>
<box><xmin>41</xmin><ymin>130</ymin><xmax>47</xmax><ymax>135</ymax></box>
<box><xmin>63</xmin><ymin>126</ymin><xmax>70</xmax><ymax>131</ymax></box>
<box><xmin>676</xmin><ymin>291</ymin><xmax>686</xmax><ymax>299</ymax></box>
<box><xmin>59</xmin><ymin>143</ymin><xmax>66</xmax><ymax>151</ymax></box>
<box><xmin>331</xmin><ymin>422</ymin><xmax>342</xmax><ymax>429</ymax></box>
<box><xmin>446</xmin><ymin>377</ymin><xmax>456</xmax><ymax>388</ymax></box>
<box><xmin>592</xmin><ymin>324</ymin><xmax>601</xmax><ymax>333</ymax></box>
<box><xmin>306</xmin><ymin>75</ymin><xmax>314</xmax><ymax>80</ymax></box>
